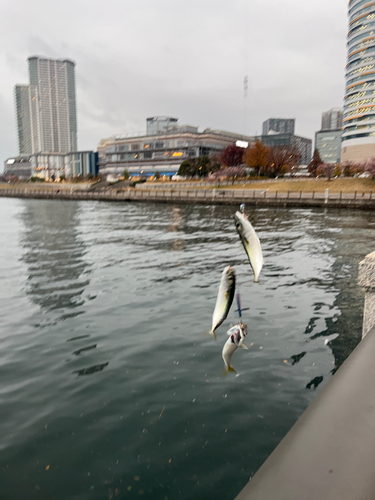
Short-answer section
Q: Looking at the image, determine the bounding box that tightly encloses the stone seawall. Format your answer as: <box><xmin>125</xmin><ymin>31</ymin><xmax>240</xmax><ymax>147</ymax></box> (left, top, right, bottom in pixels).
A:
<box><xmin>1</xmin><ymin>187</ymin><xmax>375</xmax><ymax>210</ymax></box>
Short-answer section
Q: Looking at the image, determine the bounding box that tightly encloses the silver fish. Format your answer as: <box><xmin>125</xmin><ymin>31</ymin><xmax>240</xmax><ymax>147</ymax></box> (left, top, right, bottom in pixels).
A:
<box><xmin>210</xmin><ymin>266</ymin><xmax>236</xmax><ymax>340</ymax></box>
<box><xmin>222</xmin><ymin>323</ymin><xmax>248</xmax><ymax>372</ymax></box>
<box><xmin>234</xmin><ymin>211</ymin><xmax>263</xmax><ymax>282</ymax></box>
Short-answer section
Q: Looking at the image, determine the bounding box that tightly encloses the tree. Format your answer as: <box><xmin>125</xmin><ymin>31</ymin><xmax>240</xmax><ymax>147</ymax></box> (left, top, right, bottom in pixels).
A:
<box><xmin>123</xmin><ymin>169</ymin><xmax>129</xmax><ymax>180</ymax></box>
<box><xmin>342</xmin><ymin>162</ymin><xmax>354</xmax><ymax>177</ymax></box>
<box><xmin>209</xmin><ymin>153</ymin><xmax>221</xmax><ymax>173</ymax></box>
<box><xmin>154</xmin><ymin>171</ymin><xmax>161</xmax><ymax>180</ymax></box>
<box><xmin>308</xmin><ymin>148</ymin><xmax>323</xmax><ymax>176</ymax></box>
<box><xmin>220</xmin><ymin>144</ymin><xmax>244</xmax><ymax>167</ymax></box>
<box><xmin>178</xmin><ymin>160</ymin><xmax>194</xmax><ymax>177</ymax></box>
<box><xmin>316</xmin><ymin>163</ymin><xmax>335</xmax><ymax>181</ymax></box>
<box><xmin>178</xmin><ymin>157</ymin><xmax>211</xmax><ymax>177</ymax></box>
<box><xmin>365</xmin><ymin>157</ymin><xmax>375</xmax><ymax>178</ymax></box>
<box><xmin>195</xmin><ymin>156</ymin><xmax>210</xmax><ymax>177</ymax></box>
<box><xmin>243</xmin><ymin>140</ymin><xmax>270</xmax><ymax>176</ymax></box>
<box><xmin>333</xmin><ymin>164</ymin><xmax>342</xmax><ymax>177</ymax></box>
<box><xmin>267</xmin><ymin>145</ymin><xmax>301</xmax><ymax>177</ymax></box>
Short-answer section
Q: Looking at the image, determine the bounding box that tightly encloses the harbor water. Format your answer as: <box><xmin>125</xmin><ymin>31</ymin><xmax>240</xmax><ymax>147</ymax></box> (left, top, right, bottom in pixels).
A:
<box><xmin>0</xmin><ymin>197</ymin><xmax>374</xmax><ymax>500</ymax></box>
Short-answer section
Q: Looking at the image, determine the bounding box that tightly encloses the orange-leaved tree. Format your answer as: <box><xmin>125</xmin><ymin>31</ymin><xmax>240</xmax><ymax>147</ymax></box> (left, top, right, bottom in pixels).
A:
<box><xmin>243</xmin><ymin>140</ymin><xmax>270</xmax><ymax>176</ymax></box>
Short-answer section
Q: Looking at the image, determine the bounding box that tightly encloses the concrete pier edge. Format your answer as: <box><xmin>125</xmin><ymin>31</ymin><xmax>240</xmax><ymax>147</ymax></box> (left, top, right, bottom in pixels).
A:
<box><xmin>233</xmin><ymin>251</ymin><xmax>375</xmax><ymax>499</ymax></box>
<box><xmin>1</xmin><ymin>187</ymin><xmax>375</xmax><ymax>210</ymax></box>
<box><xmin>358</xmin><ymin>251</ymin><xmax>375</xmax><ymax>338</ymax></box>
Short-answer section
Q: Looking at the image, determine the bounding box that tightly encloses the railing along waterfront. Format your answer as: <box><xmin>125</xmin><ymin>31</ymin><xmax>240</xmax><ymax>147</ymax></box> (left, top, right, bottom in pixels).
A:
<box><xmin>135</xmin><ymin>178</ymin><xmax>324</xmax><ymax>189</ymax></box>
<box><xmin>1</xmin><ymin>187</ymin><xmax>375</xmax><ymax>209</ymax></box>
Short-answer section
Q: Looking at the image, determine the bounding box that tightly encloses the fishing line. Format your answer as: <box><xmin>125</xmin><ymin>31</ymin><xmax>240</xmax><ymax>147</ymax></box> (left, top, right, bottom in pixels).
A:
<box><xmin>236</xmin><ymin>292</ymin><xmax>242</xmax><ymax>324</ymax></box>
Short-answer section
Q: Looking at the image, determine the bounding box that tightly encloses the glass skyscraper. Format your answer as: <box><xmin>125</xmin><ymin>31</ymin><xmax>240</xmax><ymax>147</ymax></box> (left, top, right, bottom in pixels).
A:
<box><xmin>342</xmin><ymin>0</ymin><xmax>375</xmax><ymax>162</ymax></box>
<box><xmin>14</xmin><ymin>56</ymin><xmax>77</xmax><ymax>155</ymax></box>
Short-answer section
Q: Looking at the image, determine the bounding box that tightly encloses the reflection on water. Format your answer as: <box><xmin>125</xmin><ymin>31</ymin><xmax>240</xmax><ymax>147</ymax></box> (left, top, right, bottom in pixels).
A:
<box><xmin>168</xmin><ymin>206</ymin><xmax>185</xmax><ymax>251</ymax></box>
<box><xmin>74</xmin><ymin>362</ymin><xmax>109</xmax><ymax>376</ymax></box>
<box><xmin>19</xmin><ymin>200</ymin><xmax>90</xmax><ymax>316</ymax></box>
<box><xmin>1</xmin><ymin>199</ymin><xmax>374</xmax><ymax>500</ymax></box>
<box><xmin>306</xmin><ymin>376</ymin><xmax>324</xmax><ymax>390</ymax></box>
<box><xmin>291</xmin><ymin>351</ymin><xmax>306</xmax><ymax>365</ymax></box>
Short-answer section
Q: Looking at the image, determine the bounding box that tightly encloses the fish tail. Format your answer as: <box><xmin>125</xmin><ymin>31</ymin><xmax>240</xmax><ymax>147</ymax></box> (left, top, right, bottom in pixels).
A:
<box><xmin>228</xmin><ymin>365</ymin><xmax>236</xmax><ymax>373</ymax></box>
<box><xmin>209</xmin><ymin>329</ymin><xmax>217</xmax><ymax>341</ymax></box>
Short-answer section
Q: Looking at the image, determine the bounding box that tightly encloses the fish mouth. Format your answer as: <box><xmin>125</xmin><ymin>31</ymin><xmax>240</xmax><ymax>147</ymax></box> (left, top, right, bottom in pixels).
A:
<box><xmin>234</xmin><ymin>212</ymin><xmax>244</xmax><ymax>231</ymax></box>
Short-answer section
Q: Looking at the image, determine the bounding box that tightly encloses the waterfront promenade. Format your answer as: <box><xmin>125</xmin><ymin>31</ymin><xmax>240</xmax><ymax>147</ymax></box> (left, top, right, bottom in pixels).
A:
<box><xmin>1</xmin><ymin>184</ymin><xmax>375</xmax><ymax>210</ymax></box>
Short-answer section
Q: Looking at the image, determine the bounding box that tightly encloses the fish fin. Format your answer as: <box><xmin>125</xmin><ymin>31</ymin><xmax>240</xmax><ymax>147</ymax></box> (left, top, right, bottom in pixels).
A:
<box><xmin>239</xmin><ymin>343</ymin><xmax>248</xmax><ymax>350</ymax></box>
<box><xmin>209</xmin><ymin>329</ymin><xmax>217</xmax><ymax>341</ymax></box>
<box><xmin>221</xmin><ymin>366</ymin><xmax>236</xmax><ymax>377</ymax></box>
<box><xmin>202</xmin><ymin>330</ymin><xmax>216</xmax><ymax>341</ymax></box>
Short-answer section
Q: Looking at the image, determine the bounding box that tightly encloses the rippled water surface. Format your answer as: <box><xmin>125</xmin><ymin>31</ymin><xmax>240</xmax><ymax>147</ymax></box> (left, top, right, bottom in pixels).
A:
<box><xmin>0</xmin><ymin>198</ymin><xmax>374</xmax><ymax>500</ymax></box>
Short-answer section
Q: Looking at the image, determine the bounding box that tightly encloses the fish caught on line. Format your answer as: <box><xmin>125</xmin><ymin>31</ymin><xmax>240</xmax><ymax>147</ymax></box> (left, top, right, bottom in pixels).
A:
<box><xmin>234</xmin><ymin>211</ymin><xmax>263</xmax><ymax>282</ymax></box>
<box><xmin>210</xmin><ymin>266</ymin><xmax>236</xmax><ymax>340</ymax></box>
<box><xmin>222</xmin><ymin>323</ymin><xmax>248</xmax><ymax>373</ymax></box>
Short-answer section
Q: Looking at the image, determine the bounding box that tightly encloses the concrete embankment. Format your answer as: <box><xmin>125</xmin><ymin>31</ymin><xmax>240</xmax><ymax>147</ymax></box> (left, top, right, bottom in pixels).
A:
<box><xmin>234</xmin><ymin>253</ymin><xmax>375</xmax><ymax>500</ymax></box>
<box><xmin>1</xmin><ymin>186</ymin><xmax>375</xmax><ymax>210</ymax></box>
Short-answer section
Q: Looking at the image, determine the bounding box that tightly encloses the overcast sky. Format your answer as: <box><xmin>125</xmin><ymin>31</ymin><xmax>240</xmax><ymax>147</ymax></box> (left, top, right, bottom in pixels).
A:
<box><xmin>0</xmin><ymin>0</ymin><xmax>347</xmax><ymax>167</ymax></box>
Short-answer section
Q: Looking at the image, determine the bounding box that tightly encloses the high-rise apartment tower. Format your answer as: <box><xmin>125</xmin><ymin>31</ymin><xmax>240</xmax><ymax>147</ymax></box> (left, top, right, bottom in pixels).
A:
<box><xmin>342</xmin><ymin>1</ymin><xmax>375</xmax><ymax>162</ymax></box>
<box><xmin>15</xmin><ymin>56</ymin><xmax>77</xmax><ymax>155</ymax></box>
<box><xmin>14</xmin><ymin>84</ymin><xmax>41</xmax><ymax>155</ymax></box>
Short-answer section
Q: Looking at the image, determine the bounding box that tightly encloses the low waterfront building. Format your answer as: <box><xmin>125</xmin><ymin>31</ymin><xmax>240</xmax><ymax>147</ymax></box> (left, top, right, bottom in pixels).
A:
<box><xmin>3</xmin><ymin>156</ymin><xmax>32</xmax><ymax>179</ymax></box>
<box><xmin>66</xmin><ymin>151</ymin><xmax>98</xmax><ymax>178</ymax></box>
<box><xmin>98</xmin><ymin>117</ymin><xmax>255</xmax><ymax>177</ymax></box>
<box><xmin>31</xmin><ymin>151</ymin><xmax>98</xmax><ymax>180</ymax></box>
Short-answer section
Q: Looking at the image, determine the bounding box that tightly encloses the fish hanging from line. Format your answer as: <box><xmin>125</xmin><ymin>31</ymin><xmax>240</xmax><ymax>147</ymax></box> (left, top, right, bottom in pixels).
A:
<box><xmin>222</xmin><ymin>323</ymin><xmax>248</xmax><ymax>373</ymax></box>
<box><xmin>234</xmin><ymin>211</ymin><xmax>263</xmax><ymax>282</ymax></box>
<box><xmin>210</xmin><ymin>266</ymin><xmax>236</xmax><ymax>340</ymax></box>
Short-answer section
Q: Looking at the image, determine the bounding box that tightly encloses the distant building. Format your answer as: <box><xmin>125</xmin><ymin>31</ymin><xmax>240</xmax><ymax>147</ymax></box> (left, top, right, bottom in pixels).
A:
<box><xmin>315</xmin><ymin>130</ymin><xmax>342</xmax><ymax>164</ymax></box>
<box><xmin>30</xmin><ymin>151</ymin><xmax>98</xmax><ymax>180</ymax></box>
<box><xmin>262</xmin><ymin>118</ymin><xmax>295</xmax><ymax>136</ymax></box>
<box><xmin>321</xmin><ymin>108</ymin><xmax>343</xmax><ymax>131</ymax></box>
<box><xmin>67</xmin><ymin>152</ymin><xmax>99</xmax><ymax>178</ymax></box>
<box><xmin>3</xmin><ymin>157</ymin><xmax>32</xmax><ymax>179</ymax></box>
<box><xmin>260</xmin><ymin>133</ymin><xmax>312</xmax><ymax>165</ymax></box>
<box><xmin>14</xmin><ymin>56</ymin><xmax>77</xmax><ymax>156</ymax></box>
<box><xmin>146</xmin><ymin>116</ymin><xmax>179</xmax><ymax>135</ymax></box>
<box><xmin>14</xmin><ymin>85</ymin><xmax>41</xmax><ymax>155</ymax></box>
<box><xmin>98</xmin><ymin>117</ymin><xmax>255</xmax><ymax>177</ymax></box>
<box><xmin>342</xmin><ymin>1</ymin><xmax>375</xmax><ymax>162</ymax></box>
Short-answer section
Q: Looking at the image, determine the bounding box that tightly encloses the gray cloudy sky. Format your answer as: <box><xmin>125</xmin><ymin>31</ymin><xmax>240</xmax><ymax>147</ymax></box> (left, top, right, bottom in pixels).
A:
<box><xmin>0</xmin><ymin>0</ymin><xmax>347</xmax><ymax>166</ymax></box>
